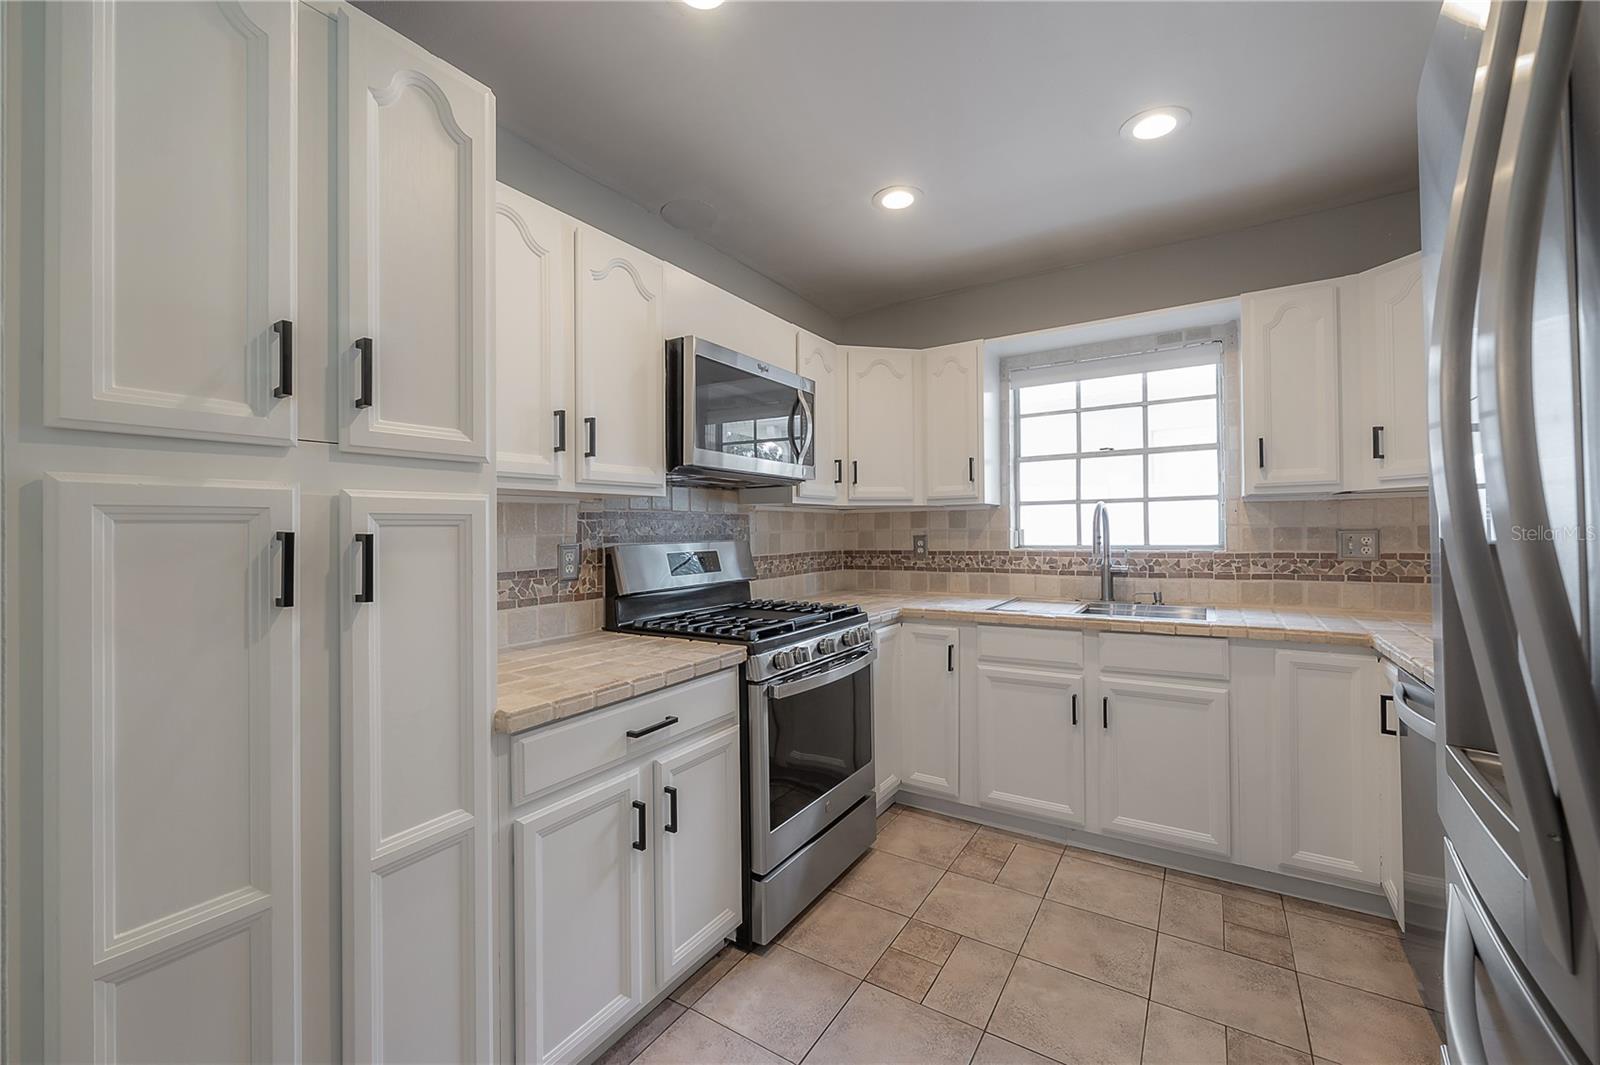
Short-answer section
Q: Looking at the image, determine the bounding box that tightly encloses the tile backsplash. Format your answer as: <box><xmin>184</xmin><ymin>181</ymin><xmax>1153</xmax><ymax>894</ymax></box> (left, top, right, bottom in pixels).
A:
<box><xmin>497</xmin><ymin>491</ymin><xmax>1431</xmax><ymax>649</ymax></box>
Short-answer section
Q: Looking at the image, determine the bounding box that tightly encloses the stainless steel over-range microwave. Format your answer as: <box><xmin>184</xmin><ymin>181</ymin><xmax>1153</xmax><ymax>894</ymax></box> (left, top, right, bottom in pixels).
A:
<box><xmin>666</xmin><ymin>335</ymin><xmax>816</xmax><ymax>488</ymax></box>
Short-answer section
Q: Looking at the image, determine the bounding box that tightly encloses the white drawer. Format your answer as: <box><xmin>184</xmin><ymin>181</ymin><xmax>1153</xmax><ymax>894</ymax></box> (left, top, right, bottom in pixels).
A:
<box><xmin>511</xmin><ymin>670</ymin><xmax>739</xmax><ymax>807</ymax></box>
<box><xmin>977</xmin><ymin>625</ymin><xmax>1084</xmax><ymax>667</ymax></box>
<box><xmin>1099</xmin><ymin>632</ymin><xmax>1229</xmax><ymax>681</ymax></box>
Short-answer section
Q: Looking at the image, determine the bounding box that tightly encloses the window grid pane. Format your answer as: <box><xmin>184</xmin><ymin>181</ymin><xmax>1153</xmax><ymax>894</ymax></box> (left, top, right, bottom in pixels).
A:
<box><xmin>1012</xmin><ymin>359</ymin><xmax>1221</xmax><ymax>549</ymax></box>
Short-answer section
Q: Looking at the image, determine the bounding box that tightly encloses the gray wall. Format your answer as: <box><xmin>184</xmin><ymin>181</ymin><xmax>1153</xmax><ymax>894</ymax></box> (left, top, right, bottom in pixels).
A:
<box><xmin>497</xmin><ymin>130</ymin><xmax>843</xmax><ymax>341</ymax></box>
<box><xmin>837</xmin><ymin>191</ymin><xmax>1421</xmax><ymax>349</ymax></box>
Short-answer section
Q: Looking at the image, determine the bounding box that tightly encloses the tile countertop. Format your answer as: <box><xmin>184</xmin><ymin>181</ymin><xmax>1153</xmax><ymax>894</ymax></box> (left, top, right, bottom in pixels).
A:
<box><xmin>834</xmin><ymin>591</ymin><xmax>1435</xmax><ymax>687</ymax></box>
<box><xmin>495</xmin><ymin>631</ymin><xmax>746</xmax><ymax>735</ymax></box>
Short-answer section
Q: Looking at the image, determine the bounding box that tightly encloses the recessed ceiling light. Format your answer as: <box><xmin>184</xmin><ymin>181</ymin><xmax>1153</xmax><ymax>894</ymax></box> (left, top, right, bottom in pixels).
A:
<box><xmin>1120</xmin><ymin>106</ymin><xmax>1191</xmax><ymax>142</ymax></box>
<box><xmin>683</xmin><ymin>0</ymin><xmax>724</xmax><ymax>9</ymax></box>
<box><xmin>873</xmin><ymin>186</ymin><xmax>920</xmax><ymax>210</ymax></box>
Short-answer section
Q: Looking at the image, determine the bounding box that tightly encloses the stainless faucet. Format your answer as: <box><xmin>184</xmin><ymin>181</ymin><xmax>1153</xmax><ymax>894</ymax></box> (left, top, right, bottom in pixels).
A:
<box><xmin>1091</xmin><ymin>500</ymin><xmax>1115</xmax><ymax>602</ymax></box>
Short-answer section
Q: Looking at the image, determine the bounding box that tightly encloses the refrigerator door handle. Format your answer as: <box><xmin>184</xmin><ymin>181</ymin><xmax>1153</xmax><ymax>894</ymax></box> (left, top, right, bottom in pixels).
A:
<box><xmin>1477</xmin><ymin>0</ymin><xmax>1600</xmax><ymax>962</ymax></box>
<box><xmin>1428</xmin><ymin>0</ymin><xmax>1573</xmax><ymax>969</ymax></box>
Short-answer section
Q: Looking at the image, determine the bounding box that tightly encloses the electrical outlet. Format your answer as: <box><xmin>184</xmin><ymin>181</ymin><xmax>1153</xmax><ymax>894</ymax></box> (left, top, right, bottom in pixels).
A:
<box><xmin>912</xmin><ymin>534</ymin><xmax>928</xmax><ymax>557</ymax></box>
<box><xmin>1337</xmin><ymin>529</ymin><xmax>1380</xmax><ymax>560</ymax></box>
<box><xmin>557</xmin><ymin>542</ymin><xmax>581</xmax><ymax>581</ymax></box>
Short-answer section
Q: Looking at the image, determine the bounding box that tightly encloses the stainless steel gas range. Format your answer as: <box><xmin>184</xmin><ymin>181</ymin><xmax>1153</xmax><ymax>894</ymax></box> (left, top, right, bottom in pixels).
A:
<box><xmin>605</xmin><ymin>541</ymin><xmax>877</xmax><ymax>945</ymax></box>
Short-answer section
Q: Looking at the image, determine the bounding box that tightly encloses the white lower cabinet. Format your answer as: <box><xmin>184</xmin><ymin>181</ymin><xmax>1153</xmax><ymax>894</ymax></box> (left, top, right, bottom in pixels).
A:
<box><xmin>872</xmin><ymin>624</ymin><xmax>904</xmax><ymax>801</ymax></box>
<box><xmin>900</xmin><ymin>624</ymin><xmax>961</xmax><ymax>797</ymax></box>
<box><xmin>1270</xmin><ymin>650</ymin><xmax>1387</xmax><ymax>886</ymax></box>
<box><xmin>976</xmin><ymin>662</ymin><xmax>1085</xmax><ymax>826</ymax></box>
<box><xmin>652</xmin><ymin>725</ymin><xmax>743</xmax><ymax>986</ymax></box>
<box><xmin>1094</xmin><ymin>674</ymin><xmax>1232</xmax><ymax>857</ymax></box>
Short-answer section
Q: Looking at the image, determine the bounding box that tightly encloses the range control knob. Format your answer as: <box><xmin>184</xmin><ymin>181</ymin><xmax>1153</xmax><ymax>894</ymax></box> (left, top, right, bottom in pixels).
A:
<box><xmin>843</xmin><ymin>627</ymin><xmax>866</xmax><ymax>647</ymax></box>
<box><xmin>792</xmin><ymin>646</ymin><xmax>811</xmax><ymax>664</ymax></box>
<box><xmin>815</xmin><ymin>637</ymin><xmax>838</xmax><ymax>656</ymax></box>
<box><xmin>770</xmin><ymin>650</ymin><xmax>793</xmax><ymax>672</ymax></box>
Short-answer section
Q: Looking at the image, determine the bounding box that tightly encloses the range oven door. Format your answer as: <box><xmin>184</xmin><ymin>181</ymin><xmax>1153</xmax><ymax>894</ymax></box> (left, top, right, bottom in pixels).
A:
<box><xmin>748</xmin><ymin>646</ymin><xmax>875</xmax><ymax>877</ymax></box>
<box><xmin>667</xmin><ymin>335</ymin><xmax>815</xmax><ymax>486</ymax></box>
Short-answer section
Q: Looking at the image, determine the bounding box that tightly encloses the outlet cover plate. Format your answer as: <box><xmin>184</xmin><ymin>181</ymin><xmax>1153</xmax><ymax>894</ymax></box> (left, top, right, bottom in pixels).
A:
<box><xmin>557</xmin><ymin>542</ymin><xmax>581</xmax><ymax>581</ymax></box>
<box><xmin>912</xmin><ymin>534</ymin><xmax>929</xmax><ymax>557</ymax></box>
<box><xmin>1338</xmin><ymin>529</ymin><xmax>1380</xmax><ymax>560</ymax></box>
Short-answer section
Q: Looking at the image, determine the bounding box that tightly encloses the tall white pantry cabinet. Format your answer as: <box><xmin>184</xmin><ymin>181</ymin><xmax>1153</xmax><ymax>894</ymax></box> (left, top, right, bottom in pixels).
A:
<box><xmin>10</xmin><ymin>3</ymin><xmax>497</xmax><ymax>1063</ymax></box>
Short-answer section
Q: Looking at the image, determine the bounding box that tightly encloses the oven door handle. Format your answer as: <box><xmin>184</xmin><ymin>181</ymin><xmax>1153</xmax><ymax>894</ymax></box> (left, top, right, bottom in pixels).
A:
<box><xmin>764</xmin><ymin>647</ymin><xmax>877</xmax><ymax>701</ymax></box>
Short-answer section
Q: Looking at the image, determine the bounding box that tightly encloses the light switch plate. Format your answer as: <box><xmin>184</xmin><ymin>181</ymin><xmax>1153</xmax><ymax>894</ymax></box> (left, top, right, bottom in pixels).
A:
<box><xmin>1338</xmin><ymin>529</ymin><xmax>1380</xmax><ymax>560</ymax></box>
<box><xmin>912</xmin><ymin>534</ymin><xmax>929</xmax><ymax>557</ymax></box>
<box><xmin>557</xmin><ymin>542</ymin><xmax>581</xmax><ymax>581</ymax></box>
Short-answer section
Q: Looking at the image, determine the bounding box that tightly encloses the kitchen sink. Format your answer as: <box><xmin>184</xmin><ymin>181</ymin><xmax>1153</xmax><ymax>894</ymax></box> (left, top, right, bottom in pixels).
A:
<box><xmin>988</xmin><ymin>598</ymin><xmax>1213</xmax><ymax>621</ymax></box>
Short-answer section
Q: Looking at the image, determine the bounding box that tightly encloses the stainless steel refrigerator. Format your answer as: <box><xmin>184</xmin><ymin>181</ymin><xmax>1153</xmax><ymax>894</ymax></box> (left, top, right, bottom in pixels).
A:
<box><xmin>1421</xmin><ymin>2</ymin><xmax>1600</xmax><ymax>1062</ymax></box>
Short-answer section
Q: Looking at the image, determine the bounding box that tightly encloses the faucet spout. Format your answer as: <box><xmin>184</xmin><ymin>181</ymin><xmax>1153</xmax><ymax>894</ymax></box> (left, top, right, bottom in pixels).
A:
<box><xmin>1091</xmin><ymin>501</ymin><xmax>1114</xmax><ymax>602</ymax></box>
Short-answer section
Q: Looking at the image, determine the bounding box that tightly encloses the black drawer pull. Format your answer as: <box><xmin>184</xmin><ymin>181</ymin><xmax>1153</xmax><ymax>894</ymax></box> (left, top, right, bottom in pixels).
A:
<box><xmin>1102</xmin><ymin>696</ymin><xmax>1109</xmax><ymax>729</ymax></box>
<box><xmin>834</xmin><ymin>458</ymin><xmax>843</xmax><ymax>485</ymax></box>
<box><xmin>626</xmin><ymin>715</ymin><xmax>678</xmax><ymax>739</ymax></box>
<box><xmin>584</xmin><ymin>417</ymin><xmax>597</xmax><ymax>458</ymax></box>
<box><xmin>632</xmin><ymin>800</ymin><xmax>647</xmax><ymax>851</ymax></box>
<box><xmin>947</xmin><ymin>644</ymin><xmax>954</xmax><ymax>672</ymax></box>
<box><xmin>1372</xmin><ymin>425</ymin><xmax>1385</xmax><ymax>460</ymax></box>
<box><xmin>852</xmin><ymin>460</ymin><xmax>859</xmax><ymax>485</ymax></box>
<box><xmin>272</xmin><ymin>319</ymin><xmax>293</xmax><ymax>398</ymax></box>
<box><xmin>1257</xmin><ymin>437</ymin><xmax>1265</xmax><ymax>469</ymax></box>
<box><xmin>664</xmin><ymin>786</ymin><xmax>679</xmax><ymax>833</ymax></box>
<box><xmin>354</xmin><ymin>532</ymin><xmax>375</xmax><ymax>603</ymax></box>
<box><xmin>354</xmin><ymin>337</ymin><xmax>373</xmax><ymax>408</ymax></box>
<box><xmin>968</xmin><ymin>456</ymin><xmax>975</xmax><ymax>483</ymax></box>
<box><xmin>1071</xmin><ymin>692</ymin><xmax>1077</xmax><ymax>726</ymax></box>
<box><xmin>553</xmin><ymin>409</ymin><xmax>567</xmax><ymax>453</ymax></box>
<box><xmin>275</xmin><ymin>530</ymin><xmax>296</xmax><ymax>608</ymax></box>
<box><xmin>1380</xmin><ymin>693</ymin><xmax>1399</xmax><ymax>736</ymax></box>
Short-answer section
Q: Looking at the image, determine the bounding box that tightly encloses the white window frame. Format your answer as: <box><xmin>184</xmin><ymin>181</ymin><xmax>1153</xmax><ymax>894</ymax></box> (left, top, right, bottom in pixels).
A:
<box><xmin>1010</xmin><ymin>343</ymin><xmax>1224</xmax><ymax>548</ymax></box>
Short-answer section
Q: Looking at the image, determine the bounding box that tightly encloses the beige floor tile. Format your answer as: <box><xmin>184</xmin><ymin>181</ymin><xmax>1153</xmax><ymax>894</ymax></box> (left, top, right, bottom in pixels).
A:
<box><xmin>1224</xmin><ymin>924</ymin><xmax>1295</xmax><ymax>969</ymax></box>
<box><xmin>914</xmin><ymin>872</ymin><xmax>1042</xmax><ymax>952</ymax></box>
<box><xmin>833</xmin><ymin>850</ymin><xmax>944</xmax><ymax>916</ymax></box>
<box><xmin>1226</xmin><ymin>1029</ymin><xmax>1313</xmax><ymax>1065</ymax></box>
<box><xmin>975</xmin><ymin>825</ymin><xmax>1066</xmax><ymax>855</ymax></box>
<box><xmin>1165</xmin><ymin>870</ymin><xmax>1281</xmax><ymax>906</ymax></box>
<box><xmin>802</xmin><ymin>982</ymin><xmax>981</xmax><ymax>1065</ymax></box>
<box><xmin>1159</xmin><ymin>881</ymin><xmax>1224</xmax><ymax>948</ymax></box>
<box><xmin>970</xmin><ymin>1032</ymin><xmax>1060</xmax><ymax>1065</ymax></box>
<box><xmin>1286</xmin><ymin>911</ymin><xmax>1422</xmax><ymax>1005</ymax></box>
<box><xmin>988</xmin><ymin>956</ymin><xmax>1149</xmax><ymax>1065</ymax></box>
<box><xmin>671</xmin><ymin>944</ymin><xmax>746</xmax><ymax>1006</ymax></box>
<box><xmin>951</xmin><ymin>847</ymin><xmax>1006</xmax><ymax>881</ymax></box>
<box><xmin>1141</xmin><ymin>1002</ymin><xmax>1225</xmax><ymax>1065</ymax></box>
<box><xmin>633</xmin><ymin>1011</ymin><xmax>787</xmax><ymax>1065</ymax></box>
<box><xmin>1020</xmin><ymin>899</ymin><xmax>1156</xmax><ymax>996</ymax></box>
<box><xmin>890</xmin><ymin>920</ymin><xmax>960</xmax><ymax>966</ymax></box>
<box><xmin>877</xmin><ymin>807</ymin><xmax>901</xmax><ymax>833</ymax></box>
<box><xmin>781</xmin><ymin>892</ymin><xmax>907</xmax><ymax>978</ymax></box>
<box><xmin>922</xmin><ymin>937</ymin><xmax>1017</xmax><ymax>1029</ymax></box>
<box><xmin>1299</xmin><ymin>974</ymin><xmax>1441</xmax><ymax>1065</ymax></box>
<box><xmin>964</xmin><ymin>829</ymin><xmax>1019</xmax><ymax>863</ymax></box>
<box><xmin>1150</xmin><ymin>935</ymin><xmax>1309</xmax><ymax>1052</ymax></box>
<box><xmin>695</xmin><ymin>945</ymin><xmax>859</xmax><ymax>1063</ymax></box>
<box><xmin>1222</xmin><ymin>894</ymin><xmax>1289</xmax><ymax>937</ymax></box>
<box><xmin>1066</xmin><ymin>844</ymin><xmax>1166</xmax><ymax>880</ymax></box>
<box><xmin>865</xmin><ymin>948</ymin><xmax>940</xmax><ymax>1001</ymax></box>
<box><xmin>596</xmin><ymin>1000</ymin><xmax>686</xmax><ymax>1065</ymax></box>
<box><xmin>995</xmin><ymin>845</ymin><xmax>1061</xmax><ymax>897</ymax></box>
<box><xmin>1045</xmin><ymin>855</ymin><xmax>1165</xmax><ymax>929</ymax></box>
<box><xmin>873</xmin><ymin>811</ymin><xmax>977</xmax><ymax>868</ymax></box>
<box><xmin>1283</xmin><ymin>896</ymin><xmax>1399</xmax><ymax>938</ymax></box>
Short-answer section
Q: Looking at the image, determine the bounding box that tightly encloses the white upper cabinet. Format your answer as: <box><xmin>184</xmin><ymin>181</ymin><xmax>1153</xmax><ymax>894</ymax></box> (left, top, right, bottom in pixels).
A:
<box><xmin>45</xmin><ymin>1</ymin><xmax>298</xmax><ymax>446</ymax></box>
<box><xmin>574</xmin><ymin>226</ymin><xmax>667</xmax><ymax>494</ymax></box>
<box><xmin>922</xmin><ymin>341</ymin><xmax>987</xmax><ymax>502</ymax></box>
<box><xmin>795</xmin><ymin>331</ymin><xmax>846</xmax><ymax>503</ymax></box>
<box><xmin>662</xmin><ymin>266</ymin><xmax>798</xmax><ymax>372</ymax></box>
<box><xmin>339</xmin><ymin>7</ymin><xmax>493</xmax><ymax>463</ymax></box>
<box><xmin>1241</xmin><ymin>280</ymin><xmax>1342</xmax><ymax>494</ymax></box>
<box><xmin>847</xmin><ymin>347</ymin><xmax>920</xmax><ymax>503</ymax></box>
<box><xmin>46</xmin><ymin>475</ymin><xmax>300</xmax><ymax>1063</ymax></box>
<box><xmin>495</xmin><ymin>183</ymin><xmax>575</xmax><ymax>485</ymax></box>
<box><xmin>1353</xmin><ymin>254</ymin><xmax>1428</xmax><ymax>489</ymax></box>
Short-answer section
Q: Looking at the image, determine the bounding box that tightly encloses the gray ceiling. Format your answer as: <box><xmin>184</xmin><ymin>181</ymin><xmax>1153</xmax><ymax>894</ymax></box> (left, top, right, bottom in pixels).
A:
<box><xmin>361</xmin><ymin>1</ymin><xmax>1439</xmax><ymax>320</ymax></box>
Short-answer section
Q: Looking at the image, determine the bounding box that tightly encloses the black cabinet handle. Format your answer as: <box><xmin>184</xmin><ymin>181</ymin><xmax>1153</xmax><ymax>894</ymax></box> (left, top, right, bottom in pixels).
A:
<box><xmin>968</xmin><ymin>456</ymin><xmax>975</xmax><ymax>483</ymax></box>
<box><xmin>852</xmin><ymin>460</ymin><xmax>859</xmax><ymax>485</ymax></box>
<box><xmin>354</xmin><ymin>337</ymin><xmax>373</xmax><ymax>408</ymax></box>
<box><xmin>1102</xmin><ymin>696</ymin><xmax>1109</xmax><ymax>729</ymax></box>
<box><xmin>834</xmin><ymin>459</ymin><xmax>843</xmax><ymax>485</ymax></box>
<box><xmin>947</xmin><ymin>644</ymin><xmax>954</xmax><ymax>672</ymax></box>
<box><xmin>584</xmin><ymin>417</ymin><xmax>597</xmax><ymax>458</ymax></box>
<box><xmin>272</xmin><ymin>319</ymin><xmax>293</xmax><ymax>399</ymax></box>
<box><xmin>632</xmin><ymin>800</ymin><xmax>647</xmax><ymax>851</ymax></box>
<box><xmin>275</xmin><ymin>530</ymin><xmax>295</xmax><ymax>608</ymax></box>
<box><xmin>354</xmin><ymin>532</ymin><xmax>375</xmax><ymax>603</ymax></box>
<box><xmin>626</xmin><ymin>715</ymin><xmax>678</xmax><ymax>739</ymax></box>
<box><xmin>1257</xmin><ymin>437</ymin><xmax>1265</xmax><ymax>469</ymax></box>
<box><xmin>1372</xmin><ymin>425</ymin><xmax>1385</xmax><ymax>460</ymax></box>
<box><xmin>664</xmin><ymin>786</ymin><xmax>679</xmax><ymax>833</ymax></box>
<box><xmin>1071</xmin><ymin>692</ymin><xmax>1078</xmax><ymax>726</ymax></box>
<box><xmin>553</xmin><ymin>409</ymin><xmax>567</xmax><ymax>453</ymax></box>
<box><xmin>1380</xmin><ymin>693</ymin><xmax>1399</xmax><ymax>736</ymax></box>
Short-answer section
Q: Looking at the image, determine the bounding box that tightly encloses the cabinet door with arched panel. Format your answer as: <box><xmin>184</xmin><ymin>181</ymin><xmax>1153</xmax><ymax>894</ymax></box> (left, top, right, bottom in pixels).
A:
<box><xmin>846</xmin><ymin>347</ymin><xmax>919</xmax><ymax>502</ymax></box>
<box><xmin>796</xmin><ymin>331</ymin><xmax>845</xmax><ymax>503</ymax></box>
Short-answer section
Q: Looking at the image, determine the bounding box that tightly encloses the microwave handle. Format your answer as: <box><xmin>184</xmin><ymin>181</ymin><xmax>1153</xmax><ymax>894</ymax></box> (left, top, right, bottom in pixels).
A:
<box><xmin>788</xmin><ymin>392</ymin><xmax>815</xmax><ymax>467</ymax></box>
